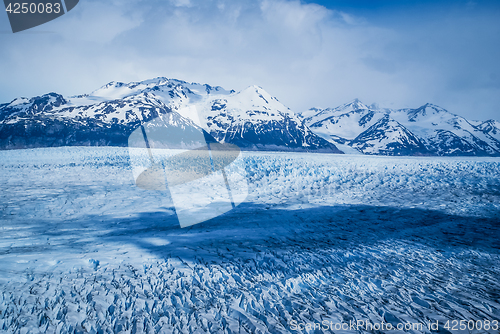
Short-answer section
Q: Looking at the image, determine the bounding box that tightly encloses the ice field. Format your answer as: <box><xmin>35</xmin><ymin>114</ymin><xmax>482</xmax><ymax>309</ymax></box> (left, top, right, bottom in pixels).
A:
<box><xmin>0</xmin><ymin>147</ymin><xmax>499</xmax><ymax>333</ymax></box>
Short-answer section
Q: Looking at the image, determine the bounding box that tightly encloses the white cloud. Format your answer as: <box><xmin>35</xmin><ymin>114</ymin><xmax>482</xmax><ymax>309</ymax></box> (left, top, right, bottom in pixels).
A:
<box><xmin>55</xmin><ymin>0</ymin><xmax>144</xmax><ymax>43</ymax></box>
<box><xmin>0</xmin><ymin>0</ymin><xmax>499</xmax><ymax>120</ymax></box>
<box><xmin>171</xmin><ymin>0</ymin><xmax>192</xmax><ymax>7</ymax></box>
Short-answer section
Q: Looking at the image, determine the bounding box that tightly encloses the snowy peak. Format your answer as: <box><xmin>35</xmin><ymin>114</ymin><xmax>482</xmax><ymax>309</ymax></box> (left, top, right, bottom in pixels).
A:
<box><xmin>322</xmin><ymin>98</ymin><xmax>371</xmax><ymax>115</ymax></box>
<box><xmin>87</xmin><ymin>78</ymin><xmax>169</xmax><ymax>100</ymax></box>
<box><xmin>206</xmin><ymin>85</ymin><xmax>293</xmax><ymax>120</ymax></box>
<box><xmin>299</xmin><ymin>100</ymin><xmax>386</xmax><ymax>146</ymax></box>
<box><xmin>476</xmin><ymin>119</ymin><xmax>500</xmax><ymax>141</ymax></box>
<box><xmin>197</xmin><ymin>86</ymin><xmax>340</xmax><ymax>152</ymax></box>
<box><xmin>238</xmin><ymin>85</ymin><xmax>274</xmax><ymax>102</ymax></box>
<box><xmin>60</xmin><ymin>92</ymin><xmax>176</xmax><ymax>124</ymax></box>
<box><xmin>302</xmin><ymin>100</ymin><xmax>500</xmax><ymax>156</ymax></box>
<box><xmin>0</xmin><ymin>87</ymin><xmax>214</xmax><ymax>150</ymax></box>
<box><xmin>347</xmin><ymin>98</ymin><xmax>370</xmax><ymax>111</ymax></box>
<box><xmin>0</xmin><ymin>92</ymin><xmax>67</xmax><ymax>124</ymax></box>
<box><xmin>327</xmin><ymin>98</ymin><xmax>371</xmax><ymax>114</ymax></box>
<box><xmin>70</xmin><ymin>77</ymin><xmax>234</xmax><ymax>108</ymax></box>
<box><xmin>8</xmin><ymin>92</ymin><xmax>66</xmax><ymax>113</ymax></box>
<box><xmin>300</xmin><ymin>99</ymin><xmax>375</xmax><ymax>127</ymax></box>
<box><xmin>406</xmin><ymin>103</ymin><xmax>449</xmax><ymax>122</ymax></box>
<box><xmin>235</xmin><ymin>85</ymin><xmax>283</xmax><ymax>107</ymax></box>
<box><xmin>351</xmin><ymin>115</ymin><xmax>428</xmax><ymax>155</ymax></box>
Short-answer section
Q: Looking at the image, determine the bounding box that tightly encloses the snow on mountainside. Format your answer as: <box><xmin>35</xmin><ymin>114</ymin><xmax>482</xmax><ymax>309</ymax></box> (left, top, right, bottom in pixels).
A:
<box><xmin>0</xmin><ymin>90</ymin><xmax>212</xmax><ymax>150</ymax></box>
<box><xmin>476</xmin><ymin>119</ymin><xmax>500</xmax><ymax>142</ymax></box>
<box><xmin>303</xmin><ymin>99</ymin><xmax>386</xmax><ymax>144</ymax></box>
<box><xmin>392</xmin><ymin>104</ymin><xmax>500</xmax><ymax>156</ymax></box>
<box><xmin>197</xmin><ymin>86</ymin><xmax>340</xmax><ymax>152</ymax></box>
<box><xmin>2</xmin><ymin>78</ymin><xmax>498</xmax><ymax>156</ymax></box>
<box><xmin>300</xmin><ymin>100</ymin><xmax>500</xmax><ymax>156</ymax></box>
<box><xmin>350</xmin><ymin>114</ymin><xmax>429</xmax><ymax>155</ymax></box>
<box><xmin>0</xmin><ymin>78</ymin><xmax>340</xmax><ymax>153</ymax></box>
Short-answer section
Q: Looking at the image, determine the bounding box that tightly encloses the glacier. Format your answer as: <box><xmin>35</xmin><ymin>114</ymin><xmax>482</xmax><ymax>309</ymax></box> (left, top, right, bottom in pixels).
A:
<box><xmin>0</xmin><ymin>147</ymin><xmax>499</xmax><ymax>333</ymax></box>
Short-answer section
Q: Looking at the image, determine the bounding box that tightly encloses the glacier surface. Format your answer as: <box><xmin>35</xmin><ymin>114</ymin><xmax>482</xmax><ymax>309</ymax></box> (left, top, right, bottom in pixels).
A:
<box><xmin>0</xmin><ymin>148</ymin><xmax>499</xmax><ymax>333</ymax></box>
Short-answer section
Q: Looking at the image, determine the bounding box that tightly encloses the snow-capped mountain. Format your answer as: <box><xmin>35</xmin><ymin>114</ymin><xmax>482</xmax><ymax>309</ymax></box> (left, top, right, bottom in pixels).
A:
<box><xmin>198</xmin><ymin>86</ymin><xmax>339</xmax><ymax>152</ymax></box>
<box><xmin>0</xmin><ymin>78</ymin><xmax>341</xmax><ymax>153</ymax></box>
<box><xmin>3</xmin><ymin>79</ymin><xmax>497</xmax><ymax>156</ymax></box>
<box><xmin>300</xmin><ymin>100</ymin><xmax>500</xmax><ymax>156</ymax></box>
<box><xmin>0</xmin><ymin>90</ymin><xmax>212</xmax><ymax>150</ymax></box>
<box><xmin>476</xmin><ymin>119</ymin><xmax>500</xmax><ymax>142</ymax></box>
<box><xmin>301</xmin><ymin>99</ymin><xmax>387</xmax><ymax>145</ymax></box>
<box><xmin>350</xmin><ymin>114</ymin><xmax>430</xmax><ymax>155</ymax></box>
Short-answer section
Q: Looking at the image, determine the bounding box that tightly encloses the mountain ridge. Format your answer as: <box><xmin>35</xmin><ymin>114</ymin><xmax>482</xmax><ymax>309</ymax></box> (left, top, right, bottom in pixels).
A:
<box><xmin>0</xmin><ymin>78</ymin><xmax>341</xmax><ymax>153</ymax></box>
<box><xmin>300</xmin><ymin>99</ymin><xmax>500</xmax><ymax>156</ymax></box>
<box><xmin>1</xmin><ymin>79</ymin><xmax>499</xmax><ymax>156</ymax></box>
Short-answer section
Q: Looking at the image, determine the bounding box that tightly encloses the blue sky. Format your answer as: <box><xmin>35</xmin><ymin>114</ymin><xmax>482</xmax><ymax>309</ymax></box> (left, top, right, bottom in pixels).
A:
<box><xmin>1</xmin><ymin>0</ymin><xmax>499</xmax><ymax>120</ymax></box>
<box><xmin>306</xmin><ymin>0</ymin><xmax>499</xmax><ymax>11</ymax></box>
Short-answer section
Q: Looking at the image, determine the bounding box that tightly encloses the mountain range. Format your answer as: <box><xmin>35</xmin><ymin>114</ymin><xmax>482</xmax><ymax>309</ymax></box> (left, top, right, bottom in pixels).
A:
<box><xmin>299</xmin><ymin>99</ymin><xmax>500</xmax><ymax>156</ymax></box>
<box><xmin>0</xmin><ymin>78</ymin><xmax>340</xmax><ymax>153</ymax></box>
<box><xmin>1</xmin><ymin>78</ymin><xmax>499</xmax><ymax>156</ymax></box>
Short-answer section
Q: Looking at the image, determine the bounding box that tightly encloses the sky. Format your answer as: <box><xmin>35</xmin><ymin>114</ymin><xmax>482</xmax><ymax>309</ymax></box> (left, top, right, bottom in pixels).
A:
<box><xmin>0</xmin><ymin>0</ymin><xmax>499</xmax><ymax>121</ymax></box>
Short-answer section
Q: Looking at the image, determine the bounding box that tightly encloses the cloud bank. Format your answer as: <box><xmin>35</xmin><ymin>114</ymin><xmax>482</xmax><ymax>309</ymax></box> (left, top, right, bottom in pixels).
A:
<box><xmin>0</xmin><ymin>0</ymin><xmax>499</xmax><ymax>120</ymax></box>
